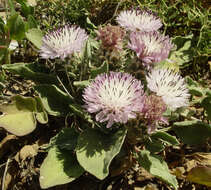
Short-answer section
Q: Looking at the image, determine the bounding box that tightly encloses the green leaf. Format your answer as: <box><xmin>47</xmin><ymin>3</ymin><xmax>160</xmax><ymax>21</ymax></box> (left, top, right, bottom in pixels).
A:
<box><xmin>2</xmin><ymin>63</ymin><xmax>58</xmax><ymax>84</ymax></box>
<box><xmin>69</xmin><ymin>104</ymin><xmax>93</xmax><ymax>123</ymax></box>
<box><xmin>173</xmin><ymin>120</ymin><xmax>211</xmax><ymax>145</ymax></box>
<box><xmin>25</xmin><ymin>28</ymin><xmax>43</xmax><ymax>49</ymax></box>
<box><xmin>73</xmin><ymin>80</ymin><xmax>90</xmax><ymax>88</ymax></box>
<box><xmin>0</xmin><ymin>95</ymin><xmax>37</xmax><ymax>136</ymax></box>
<box><xmin>187</xmin><ymin>166</ymin><xmax>211</xmax><ymax>187</ymax></box>
<box><xmin>35</xmin><ymin>84</ymin><xmax>73</xmax><ymax>116</ymax></box>
<box><xmin>185</xmin><ymin>76</ymin><xmax>199</xmax><ymax>87</ymax></box>
<box><xmin>8</xmin><ymin>0</ymin><xmax>16</xmax><ymax>15</ymax></box>
<box><xmin>144</xmin><ymin>131</ymin><xmax>179</xmax><ymax>154</ymax></box>
<box><xmin>151</xmin><ymin>131</ymin><xmax>179</xmax><ymax>146</ymax></box>
<box><xmin>138</xmin><ymin>150</ymin><xmax>178</xmax><ymax>189</ymax></box>
<box><xmin>145</xmin><ymin>139</ymin><xmax>165</xmax><ymax>153</ymax></box>
<box><xmin>76</xmin><ymin>128</ymin><xmax>127</xmax><ymax>179</ymax></box>
<box><xmin>91</xmin><ymin>61</ymin><xmax>109</xmax><ymax>78</ymax></box>
<box><xmin>201</xmin><ymin>96</ymin><xmax>211</xmax><ymax>120</ymax></box>
<box><xmin>155</xmin><ymin>59</ymin><xmax>179</xmax><ymax>72</ymax></box>
<box><xmin>16</xmin><ymin>0</ymin><xmax>34</xmax><ymax>17</ymax></box>
<box><xmin>26</xmin><ymin>15</ymin><xmax>37</xmax><ymax>30</ymax></box>
<box><xmin>81</xmin><ymin>38</ymin><xmax>99</xmax><ymax>60</ymax></box>
<box><xmin>169</xmin><ymin>34</ymin><xmax>194</xmax><ymax>67</ymax></box>
<box><xmin>7</xmin><ymin>14</ymin><xmax>25</xmax><ymax>41</ymax></box>
<box><xmin>205</xmin><ymin>89</ymin><xmax>211</xmax><ymax>97</ymax></box>
<box><xmin>39</xmin><ymin>147</ymin><xmax>84</xmax><ymax>189</ymax></box>
<box><xmin>188</xmin><ymin>86</ymin><xmax>204</xmax><ymax>97</ymax></box>
<box><xmin>49</xmin><ymin>128</ymin><xmax>79</xmax><ymax>151</ymax></box>
<box><xmin>34</xmin><ymin>97</ymin><xmax>48</xmax><ymax>124</ymax></box>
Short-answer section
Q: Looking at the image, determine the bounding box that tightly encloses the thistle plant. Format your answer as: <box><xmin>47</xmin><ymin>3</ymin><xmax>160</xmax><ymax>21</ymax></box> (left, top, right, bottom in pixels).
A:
<box><xmin>4</xmin><ymin>5</ymin><xmax>208</xmax><ymax>190</ymax></box>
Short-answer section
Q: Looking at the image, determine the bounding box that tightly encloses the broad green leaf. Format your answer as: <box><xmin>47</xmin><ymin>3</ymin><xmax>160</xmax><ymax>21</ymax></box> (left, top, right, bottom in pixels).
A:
<box><xmin>49</xmin><ymin>128</ymin><xmax>79</xmax><ymax>151</ymax></box>
<box><xmin>35</xmin><ymin>84</ymin><xmax>73</xmax><ymax>116</ymax></box>
<box><xmin>145</xmin><ymin>139</ymin><xmax>164</xmax><ymax>153</ymax></box>
<box><xmin>25</xmin><ymin>28</ymin><xmax>43</xmax><ymax>49</ymax></box>
<box><xmin>145</xmin><ymin>131</ymin><xmax>179</xmax><ymax>154</ymax></box>
<box><xmin>34</xmin><ymin>97</ymin><xmax>48</xmax><ymax>124</ymax></box>
<box><xmin>2</xmin><ymin>63</ymin><xmax>58</xmax><ymax>84</ymax></box>
<box><xmin>39</xmin><ymin>147</ymin><xmax>84</xmax><ymax>189</ymax></box>
<box><xmin>151</xmin><ymin>131</ymin><xmax>179</xmax><ymax>146</ymax></box>
<box><xmin>138</xmin><ymin>150</ymin><xmax>178</xmax><ymax>189</ymax></box>
<box><xmin>173</xmin><ymin>120</ymin><xmax>211</xmax><ymax>145</ymax></box>
<box><xmin>7</xmin><ymin>14</ymin><xmax>25</xmax><ymax>41</ymax></box>
<box><xmin>0</xmin><ymin>95</ymin><xmax>37</xmax><ymax>136</ymax></box>
<box><xmin>201</xmin><ymin>96</ymin><xmax>211</xmax><ymax>121</ymax></box>
<box><xmin>187</xmin><ymin>166</ymin><xmax>211</xmax><ymax>187</ymax></box>
<box><xmin>76</xmin><ymin>128</ymin><xmax>127</xmax><ymax>179</ymax></box>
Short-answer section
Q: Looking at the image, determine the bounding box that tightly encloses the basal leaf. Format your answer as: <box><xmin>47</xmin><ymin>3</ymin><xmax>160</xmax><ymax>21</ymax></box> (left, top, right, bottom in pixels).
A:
<box><xmin>25</xmin><ymin>28</ymin><xmax>43</xmax><ymax>48</ymax></box>
<box><xmin>173</xmin><ymin>120</ymin><xmax>211</xmax><ymax>145</ymax></box>
<box><xmin>138</xmin><ymin>150</ymin><xmax>178</xmax><ymax>189</ymax></box>
<box><xmin>144</xmin><ymin>139</ymin><xmax>165</xmax><ymax>153</ymax></box>
<box><xmin>39</xmin><ymin>147</ymin><xmax>84</xmax><ymax>189</ymax></box>
<box><xmin>151</xmin><ymin>131</ymin><xmax>179</xmax><ymax>146</ymax></box>
<box><xmin>0</xmin><ymin>95</ymin><xmax>37</xmax><ymax>136</ymax></box>
<box><xmin>2</xmin><ymin>63</ymin><xmax>58</xmax><ymax>84</ymax></box>
<box><xmin>34</xmin><ymin>96</ymin><xmax>48</xmax><ymax>124</ymax></box>
<box><xmin>76</xmin><ymin>128</ymin><xmax>127</xmax><ymax>179</ymax></box>
<box><xmin>35</xmin><ymin>84</ymin><xmax>73</xmax><ymax>116</ymax></box>
<box><xmin>49</xmin><ymin>128</ymin><xmax>79</xmax><ymax>151</ymax></box>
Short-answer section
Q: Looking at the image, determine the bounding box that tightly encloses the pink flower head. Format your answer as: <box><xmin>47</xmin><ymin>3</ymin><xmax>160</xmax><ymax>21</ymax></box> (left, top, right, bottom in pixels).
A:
<box><xmin>116</xmin><ymin>9</ymin><xmax>162</xmax><ymax>32</ymax></box>
<box><xmin>40</xmin><ymin>25</ymin><xmax>88</xmax><ymax>60</ymax></box>
<box><xmin>98</xmin><ymin>24</ymin><xmax>125</xmax><ymax>51</ymax></box>
<box><xmin>140</xmin><ymin>94</ymin><xmax>168</xmax><ymax>133</ymax></box>
<box><xmin>83</xmin><ymin>72</ymin><xmax>145</xmax><ymax>128</ymax></box>
<box><xmin>128</xmin><ymin>31</ymin><xmax>173</xmax><ymax>66</ymax></box>
<box><xmin>146</xmin><ymin>68</ymin><xmax>190</xmax><ymax>111</ymax></box>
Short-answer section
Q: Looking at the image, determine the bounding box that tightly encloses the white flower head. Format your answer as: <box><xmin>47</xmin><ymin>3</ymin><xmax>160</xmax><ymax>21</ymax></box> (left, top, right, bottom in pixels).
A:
<box><xmin>40</xmin><ymin>25</ymin><xmax>88</xmax><ymax>60</ymax></box>
<box><xmin>146</xmin><ymin>68</ymin><xmax>190</xmax><ymax>110</ymax></box>
<box><xmin>116</xmin><ymin>9</ymin><xmax>162</xmax><ymax>32</ymax></box>
<box><xmin>83</xmin><ymin>72</ymin><xmax>145</xmax><ymax>128</ymax></box>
